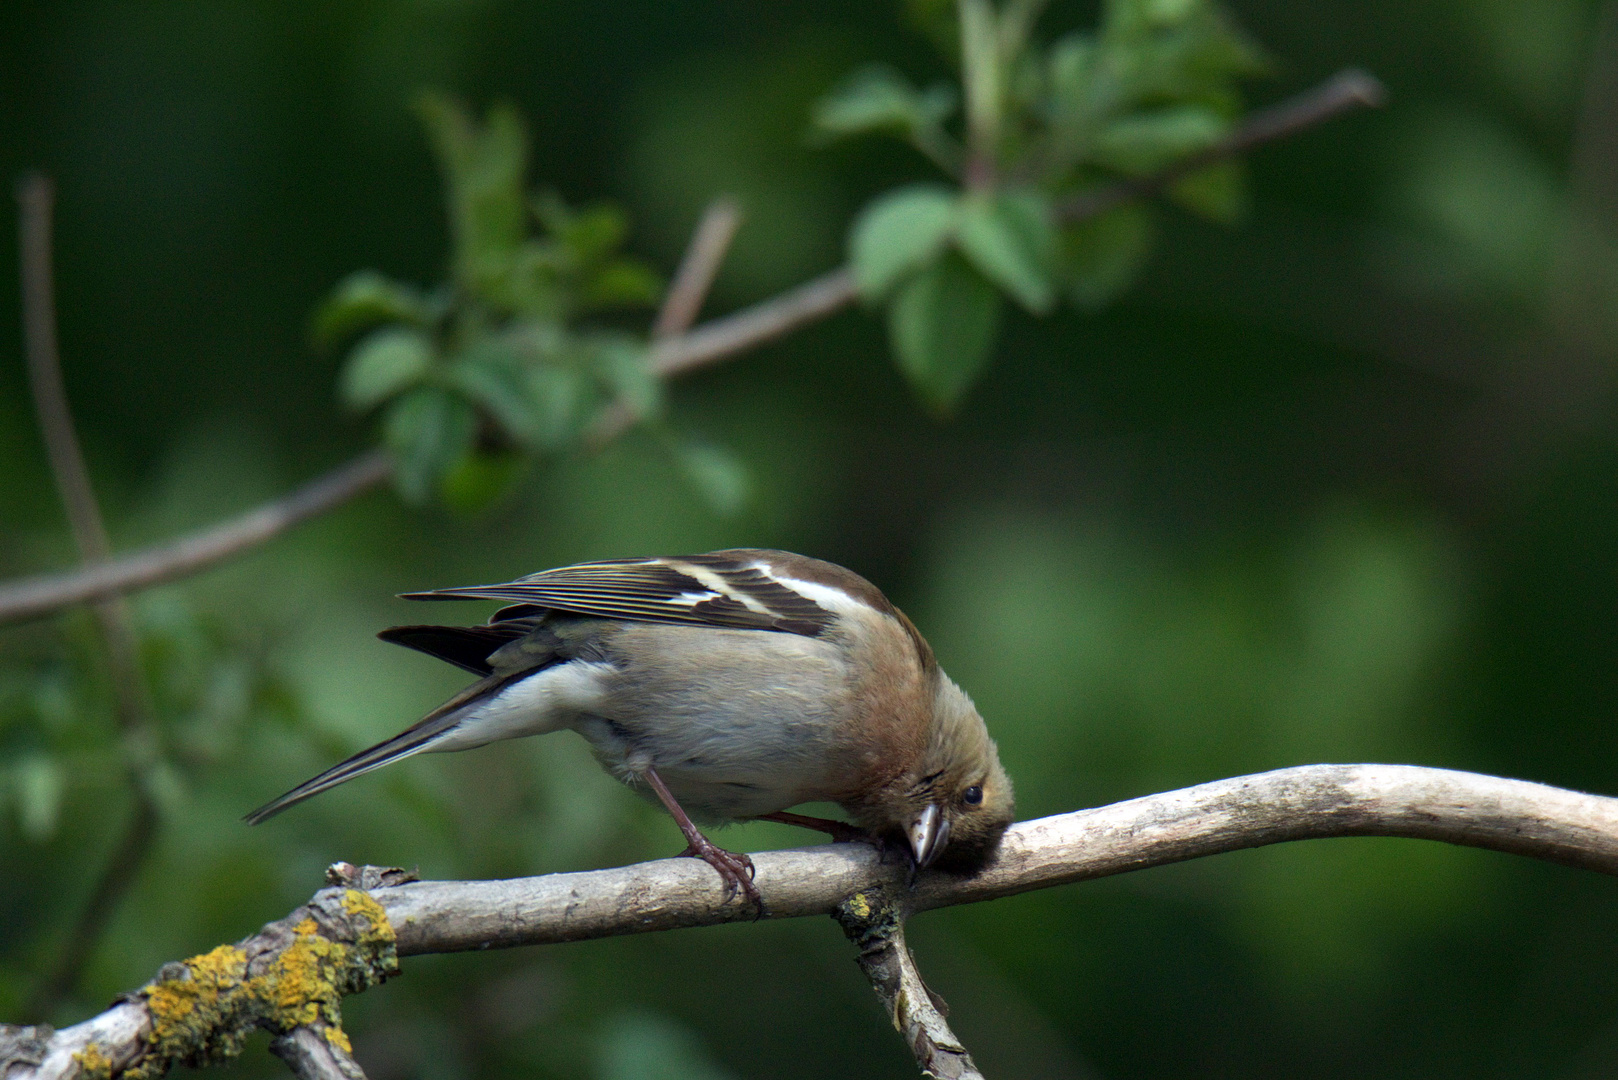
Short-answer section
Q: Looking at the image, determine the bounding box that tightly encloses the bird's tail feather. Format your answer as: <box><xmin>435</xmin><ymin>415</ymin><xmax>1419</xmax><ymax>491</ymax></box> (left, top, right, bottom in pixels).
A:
<box><xmin>244</xmin><ymin>673</ymin><xmax>511</xmax><ymax>825</ymax></box>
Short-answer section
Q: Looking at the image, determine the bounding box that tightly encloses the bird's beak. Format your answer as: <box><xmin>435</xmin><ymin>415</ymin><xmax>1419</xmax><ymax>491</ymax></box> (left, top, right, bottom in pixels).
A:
<box><xmin>907</xmin><ymin>804</ymin><xmax>951</xmax><ymax>869</ymax></box>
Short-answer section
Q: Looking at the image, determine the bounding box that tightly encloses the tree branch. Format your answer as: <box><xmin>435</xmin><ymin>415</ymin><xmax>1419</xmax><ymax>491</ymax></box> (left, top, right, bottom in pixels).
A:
<box><xmin>588</xmin><ymin>198</ymin><xmax>749</xmax><ymax>448</ymax></box>
<box><xmin>652</xmin><ymin>197</ymin><xmax>744</xmax><ymax>340</ymax></box>
<box><xmin>836</xmin><ymin>889</ymin><xmax>983</xmax><ymax>1080</ymax></box>
<box><xmin>0</xmin><ymin>449</ymin><xmax>395</xmax><ymax>625</ymax></box>
<box><xmin>647</xmin><ymin>266</ymin><xmax>859</xmax><ymax>379</ymax></box>
<box><xmin>1055</xmin><ymin>68</ymin><xmax>1388</xmax><ymax>224</ymax></box>
<box><xmin>10</xmin><ymin>764</ymin><xmax>1618</xmax><ymax>1079</ymax></box>
<box><xmin>0</xmin><ymin>69</ymin><xmax>1383</xmax><ymax>629</ymax></box>
<box><xmin>16</xmin><ymin>174</ymin><xmax>167</xmax><ymax>1019</ymax></box>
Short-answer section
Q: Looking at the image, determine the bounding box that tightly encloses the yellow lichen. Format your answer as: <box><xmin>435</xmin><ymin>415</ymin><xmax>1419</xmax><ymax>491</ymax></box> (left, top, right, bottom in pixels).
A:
<box><xmin>324</xmin><ymin>1024</ymin><xmax>354</xmax><ymax>1053</ymax></box>
<box><xmin>71</xmin><ymin>1042</ymin><xmax>113</xmax><ymax>1079</ymax></box>
<box><xmin>125</xmin><ymin>896</ymin><xmax>400</xmax><ymax>1080</ymax></box>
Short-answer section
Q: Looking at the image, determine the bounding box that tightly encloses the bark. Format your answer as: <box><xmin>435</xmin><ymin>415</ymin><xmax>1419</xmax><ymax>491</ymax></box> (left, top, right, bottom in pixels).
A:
<box><xmin>8</xmin><ymin>764</ymin><xmax>1618</xmax><ymax>1079</ymax></box>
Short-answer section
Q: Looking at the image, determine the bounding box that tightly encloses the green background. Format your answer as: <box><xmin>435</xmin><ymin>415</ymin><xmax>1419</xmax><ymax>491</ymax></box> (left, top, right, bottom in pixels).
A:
<box><xmin>4</xmin><ymin>1</ymin><xmax>1618</xmax><ymax>1077</ymax></box>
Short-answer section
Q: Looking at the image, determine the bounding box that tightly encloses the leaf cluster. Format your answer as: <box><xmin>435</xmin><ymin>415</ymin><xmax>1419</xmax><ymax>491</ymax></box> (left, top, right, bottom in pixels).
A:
<box><xmin>815</xmin><ymin>0</ymin><xmax>1264</xmax><ymax>410</ymax></box>
<box><xmin>0</xmin><ymin>598</ymin><xmax>295</xmax><ymax>846</ymax></box>
<box><xmin>314</xmin><ymin>95</ymin><xmax>665</xmax><ymax>506</ymax></box>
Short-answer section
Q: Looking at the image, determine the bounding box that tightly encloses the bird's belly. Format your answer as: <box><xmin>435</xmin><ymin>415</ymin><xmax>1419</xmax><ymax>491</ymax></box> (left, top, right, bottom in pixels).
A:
<box><xmin>571</xmin><ymin>624</ymin><xmax>859</xmax><ymax>823</ymax></box>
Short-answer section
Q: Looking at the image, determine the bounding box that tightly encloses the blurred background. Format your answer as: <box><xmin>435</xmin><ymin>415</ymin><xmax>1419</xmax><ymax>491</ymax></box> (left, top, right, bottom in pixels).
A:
<box><xmin>4</xmin><ymin>1</ymin><xmax>1618</xmax><ymax>1077</ymax></box>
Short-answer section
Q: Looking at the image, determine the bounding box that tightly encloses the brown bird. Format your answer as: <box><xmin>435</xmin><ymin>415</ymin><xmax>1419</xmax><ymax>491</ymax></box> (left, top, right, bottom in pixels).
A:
<box><xmin>246</xmin><ymin>549</ymin><xmax>1015</xmax><ymax>906</ymax></box>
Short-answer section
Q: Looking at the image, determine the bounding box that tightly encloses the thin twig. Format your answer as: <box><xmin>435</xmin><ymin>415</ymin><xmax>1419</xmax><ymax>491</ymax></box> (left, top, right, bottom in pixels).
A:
<box><xmin>1055</xmin><ymin>68</ymin><xmax>1388</xmax><ymax>224</ymax></box>
<box><xmin>12</xmin><ymin>764</ymin><xmax>1618</xmax><ymax>1079</ymax></box>
<box><xmin>0</xmin><ymin>70</ymin><xmax>1380</xmax><ymax>627</ymax></box>
<box><xmin>652</xmin><ymin>197</ymin><xmax>743</xmax><ymax>340</ymax></box>
<box><xmin>588</xmin><ymin>198</ymin><xmax>747</xmax><ymax>448</ymax></box>
<box><xmin>16</xmin><ymin>175</ymin><xmax>164</xmax><ymax>1019</ymax></box>
<box><xmin>648</xmin><ymin>266</ymin><xmax>858</xmax><ymax>379</ymax></box>
<box><xmin>0</xmin><ymin>450</ymin><xmax>394</xmax><ymax>625</ymax></box>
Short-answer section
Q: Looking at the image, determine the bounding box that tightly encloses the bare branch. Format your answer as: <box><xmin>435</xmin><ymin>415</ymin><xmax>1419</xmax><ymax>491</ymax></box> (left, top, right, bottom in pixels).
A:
<box><xmin>836</xmin><ymin>889</ymin><xmax>984</xmax><ymax>1080</ymax></box>
<box><xmin>16</xmin><ymin>174</ymin><xmax>166</xmax><ymax>1018</ymax></box>
<box><xmin>588</xmin><ymin>198</ymin><xmax>747</xmax><ymax>448</ymax></box>
<box><xmin>270</xmin><ymin>1026</ymin><xmax>369</xmax><ymax>1080</ymax></box>
<box><xmin>0</xmin><ymin>449</ymin><xmax>394</xmax><ymax>625</ymax></box>
<box><xmin>1056</xmin><ymin>68</ymin><xmax>1388</xmax><ymax>224</ymax></box>
<box><xmin>648</xmin><ymin>267</ymin><xmax>858</xmax><ymax>379</ymax></box>
<box><xmin>10</xmin><ymin>764</ymin><xmax>1618</xmax><ymax>1079</ymax></box>
<box><xmin>18</xmin><ymin>175</ymin><xmax>114</xmax><ymax>568</ymax></box>
<box><xmin>653</xmin><ymin>197</ymin><xmax>744</xmax><ymax>340</ymax></box>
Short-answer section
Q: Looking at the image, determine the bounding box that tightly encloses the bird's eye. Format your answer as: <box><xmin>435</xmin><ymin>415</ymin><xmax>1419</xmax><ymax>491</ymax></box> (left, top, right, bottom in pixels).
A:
<box><xmin>963</xmin><ymin>785</ymin><xmax>983</xmax><ymax>806</ymax></box>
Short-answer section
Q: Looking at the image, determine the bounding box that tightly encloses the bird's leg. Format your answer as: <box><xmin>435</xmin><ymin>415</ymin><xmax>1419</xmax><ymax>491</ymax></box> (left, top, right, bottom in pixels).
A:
<box><xmin>755</xmin><ymin>811</ymin><xmax>869</xmax><ymax>844</ymax></box>
<box><xmin>642</xmin><ymin>767</ymin><xmax>763</xmax><ymax>912</ymax></box>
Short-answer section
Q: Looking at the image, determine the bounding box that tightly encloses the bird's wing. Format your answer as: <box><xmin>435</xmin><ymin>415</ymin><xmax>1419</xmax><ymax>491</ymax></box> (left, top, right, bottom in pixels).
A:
<box><xmin>398</xmin><ymin>550</ymin><xmax>844</xmax><ymax>637</ymax></box>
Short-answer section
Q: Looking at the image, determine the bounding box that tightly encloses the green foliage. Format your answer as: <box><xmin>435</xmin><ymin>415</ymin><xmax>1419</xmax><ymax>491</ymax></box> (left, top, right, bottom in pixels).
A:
<box><xmin>320</xmin><ymin>96</ymin><xmax>669</xmax><ymax>506</ymax></box>
<box><xmin>888</xmin><ymin>251</ymin><xmax>1004</xmax><ymax>414</ymax></box>
<box><xmin>819</xmin><ymin>0</ymin><xmax>1264</xmax><ymax>408</ymax></box>
<box><xmin>849</xmin><ymin>184</ymin><xmax>958</xmax><ymax>299</ymax></box>
<box><xmin>0</xmin><ymin>597</ymin><xmax>296</xmax><ymax>851</ymax></box>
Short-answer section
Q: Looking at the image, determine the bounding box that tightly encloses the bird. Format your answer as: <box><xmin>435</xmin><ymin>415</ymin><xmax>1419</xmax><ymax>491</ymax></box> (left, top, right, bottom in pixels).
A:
<box><xmin>245</xmin><ymin>548</ymin><xmax>1015</xmax><ymax>907</ymax></box>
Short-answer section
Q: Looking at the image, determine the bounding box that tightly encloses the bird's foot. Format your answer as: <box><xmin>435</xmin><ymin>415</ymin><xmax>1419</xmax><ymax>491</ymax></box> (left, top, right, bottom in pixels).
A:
<box><xmin>679</xmin><ymin>837</ymin><xmax>763</xmax><ymax>915</ymax></box>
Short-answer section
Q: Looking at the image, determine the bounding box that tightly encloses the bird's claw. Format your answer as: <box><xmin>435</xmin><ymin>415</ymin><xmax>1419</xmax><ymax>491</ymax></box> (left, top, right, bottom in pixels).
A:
<box><xmin>680</xmin><ymin>838</ymin><xmax>764</xmax><ymax>916</ymax></box>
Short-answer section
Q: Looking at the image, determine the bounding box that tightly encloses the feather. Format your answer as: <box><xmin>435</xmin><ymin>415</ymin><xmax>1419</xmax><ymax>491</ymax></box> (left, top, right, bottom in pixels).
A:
<box><xmin>377</xmin><ymin>623</ymin><xmax>531</xmax><ymax>676</ymax></box>
<box><xmin>398</xmin><ymin>549</ymin><xmax>850</xmax><ymax>637</ymax></box>
<box><xmin>243</xmin><ymin>670</ymin><xmax>523</xmax><ymax>825</ymax></box>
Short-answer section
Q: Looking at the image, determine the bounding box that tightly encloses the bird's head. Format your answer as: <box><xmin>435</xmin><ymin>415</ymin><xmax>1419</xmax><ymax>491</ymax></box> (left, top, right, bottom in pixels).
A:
<box><xmin>863</xmin><ymin>672</ymin><xmax>1014</xmax><ymax>875</ymax></box>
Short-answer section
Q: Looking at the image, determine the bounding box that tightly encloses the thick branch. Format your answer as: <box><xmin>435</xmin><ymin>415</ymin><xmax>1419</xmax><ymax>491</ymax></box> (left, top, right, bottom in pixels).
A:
<box><xmin>10</xmin><ymin>764</ymin><xmax>1618</xmax><ymax>1079</ymax></box>
<box><xmin>1055</xmin><ymin>68</ymin><xmax>1388</xmax><ymax>223</ymax></box>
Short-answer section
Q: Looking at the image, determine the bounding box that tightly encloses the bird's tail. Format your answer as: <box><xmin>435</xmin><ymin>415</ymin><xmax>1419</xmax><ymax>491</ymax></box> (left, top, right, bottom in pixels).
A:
<box><xmin>244</xmin><ymin>673</ymin><xmax>511</xmax><ymax>825</ymax></box>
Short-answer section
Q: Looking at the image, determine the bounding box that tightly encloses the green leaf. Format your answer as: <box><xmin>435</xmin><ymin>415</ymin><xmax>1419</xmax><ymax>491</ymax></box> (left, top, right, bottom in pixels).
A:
<box><xmin>525</xmin><ymin>363</ymin><xmax>588</xmax><ymax>450</ymax></box>
<box><xmin>1092</xmin><ymin>105</ymin><xmax>1227</xmax><ymax>174</ymax></box>
<box><xmin>14</xmin><ymin>754</ymin><xmax>63</xmax><ymax>843</ymax></box>
<box><xmin>675</xmin><ymin>439</ymin><xmax>751</xmax><ymax>517</ymax></box>
<box><xmin>591</xmin><ymin>336</ymin><xmax>662</xmax><ymax>422</ymax></box>
<box><xmin>849</xmin><ymin>184</ymin><xmax>959</xmax><ymax>301</ymax></box>
<box><xmin>580</xmin><ymin>259</ymin><xmax>663</xmax><ymax>312</ymax></box>
<box><xmin>440</xmin><ymin>451</ymin><xmax>525</xmax><ymax>513</ymax></box>
<box><xmin>311</xmin><ymin>271</ymin><xmax>429</xmax><ymax>350</ymax></box>
<box><xmin>383</xmin><ymin>386</ymin><xmax>478</xmax><ymax>504</ymax></box>
<box><xmin>340</xmin><ymin>327</ymin><xmax>435</xmax><ymax>412</ymax></box>
<box><xmin>1059</xmin><ymin>203</ymin><xmax>1156</xmax><ymax>311</ymax></box>
<box><xmin>812</xmin><ymin>65</ymin><xmax>955</xmax><ymax>139</ymax></box>
<box><xmin>955</xmin><ymin>190</ymin><xmax>1057</xmax><ymax>314</ymax></box>
<box><xmin>534</xmin><ymin>192</ymin><xmax>635</xmax><ymax>267</ymax></box>
<box><xmin>1169</xmin><ymin>158</ymin><xmax>1245</xmax><ymax>223</ymax></box>
<box><xmin>415</xmin><ymin>92</ymin><xmax>529</xmax><ymax>298</ymax></box>
<box><xmin>447</xmin><ymin>342</ymin><xmax>541</xmax><ymax>447</ymax></box>
<box><xmin>888</xmin><ymin>252</ymin><xmax>1004</xmax><ymax>413</ymax></box>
